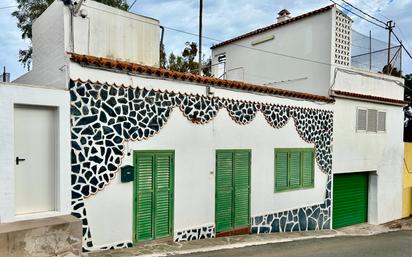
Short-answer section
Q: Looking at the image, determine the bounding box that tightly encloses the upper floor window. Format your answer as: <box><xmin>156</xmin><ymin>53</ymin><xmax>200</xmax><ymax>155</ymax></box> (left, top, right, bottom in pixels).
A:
<box><xmin>357</xmin><ymin>108</ymin><xmax>386</xmax><ymax>132</ymax></box>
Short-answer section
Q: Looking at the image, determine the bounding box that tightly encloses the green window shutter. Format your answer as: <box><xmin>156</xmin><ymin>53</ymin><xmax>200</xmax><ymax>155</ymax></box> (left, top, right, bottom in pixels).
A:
<box><xmin>154</xmin><ymin>153</ymin><xmax>172</xmax><ymax>238</ymax></box>
<box><xmin>136</xmin><ymin>154</ymin><xmax>154</xmax><ymax>241</ymax></box>
<box><xmin>302</xmin><ymin>150</ymin><xmax>314</xmax><ymax>187</ymax></box>
<box><xmin>289</xmin><ymin>152</ymin><xmax>301</xmax><ymax>188</ymax></box>
<box><xmin>216</xmin><ymin>151</ymin><xmax>234</xmax><ymax>232</ymax></box>
<box><xmin>233</xmin><ymin>151</ymin><xmax>250</xmax><ymax>228</ymax></box>
<box><xmin>275</xmin><ymin>151</ymin><xmax>288</xmax><ymax>191</ymax></box>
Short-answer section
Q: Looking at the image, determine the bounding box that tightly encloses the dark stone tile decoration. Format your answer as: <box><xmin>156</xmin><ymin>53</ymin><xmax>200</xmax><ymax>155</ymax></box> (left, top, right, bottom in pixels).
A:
<box><xmin>69</xmin><ymin>80</ymin><xmax>333</xmax><ymax>251</ymax></box>
<box><xmin>175</xmin><ymin>225</ymin><xmax>215</xmax><ymax>242</ymax></box>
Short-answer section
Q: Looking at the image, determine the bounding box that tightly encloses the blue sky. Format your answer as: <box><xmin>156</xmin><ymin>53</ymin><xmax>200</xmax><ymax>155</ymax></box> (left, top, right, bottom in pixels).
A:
<box><xmin>0</xmin><ymin>0</ymin><xmax>411</xmax><ymax>80</ymax></box>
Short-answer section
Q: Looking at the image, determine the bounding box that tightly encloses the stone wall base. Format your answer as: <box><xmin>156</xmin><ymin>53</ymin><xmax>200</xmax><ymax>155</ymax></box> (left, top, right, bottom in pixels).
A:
<box><xmin>0</xmin><ymin>215</ymin><xmax>82</xmax><ymax>257</ymax></box>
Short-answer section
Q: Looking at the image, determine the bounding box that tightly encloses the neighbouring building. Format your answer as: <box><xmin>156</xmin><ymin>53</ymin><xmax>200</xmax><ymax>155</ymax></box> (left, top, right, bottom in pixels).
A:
<box><xmin>211</xmin><ymin>4</ymin><xmax>407</xmax><ymax>228</ymax></box>
<box><xmin>1</xmin><ymin>0</ymin><xmax>405</xmax><ymax>253</ymax></box>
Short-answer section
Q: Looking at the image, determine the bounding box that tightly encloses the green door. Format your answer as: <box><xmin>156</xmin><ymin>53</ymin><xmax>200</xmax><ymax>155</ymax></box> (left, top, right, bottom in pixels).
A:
<box><xmin>216</xmin><ymin>150</ymin><xmax>250</xmax><ymax>233</ymax></box>
<box><xmin>333</xmin><ymin>173</ymin><xmax>368</xmax><ymax>229</ymax></box>
<box><xmin>134</xmin><ymin>151</ymin><xmax>174</xmax><ymax>242</ymax></box>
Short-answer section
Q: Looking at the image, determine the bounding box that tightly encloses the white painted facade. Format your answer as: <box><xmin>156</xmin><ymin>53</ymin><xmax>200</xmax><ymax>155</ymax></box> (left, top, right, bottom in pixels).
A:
<box><xmin>0</xmin><ymin>82</ymin><xmax>71</xmax><ymax>223</ymax></box>
<box><xmin>15</xmin><ymin>0</ymin><xmax>160</xmax><ymax>89</ymax></box>
<box><xmin>70</xmin><ymin>62</ymin><xmax>331</xmax><ymax>248</ymax></box>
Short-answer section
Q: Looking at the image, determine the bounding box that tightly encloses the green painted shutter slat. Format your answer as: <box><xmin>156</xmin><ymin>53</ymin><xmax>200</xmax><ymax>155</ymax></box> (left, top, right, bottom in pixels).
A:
<box><xmin>135</xmin><ymin>151</ymin><xmax>173</xmax><ymax>242</ymax></box>
<box><xmin>333</xmin><ymin>173</ymin><xmax>368</xmax><ymax>229</ymax></box>
<box><xmin>136</xmin><ymin>154</ymin><xmax>154</xmax><ymax>241</ymax></box>
<box><xmin>234</xmin><ymin>152</ymin><xmax>250</xmax><ymax>228</ymax></box>
<box><xmin>216</xmin><ymin>152</ymin><xmax>234</xmax><ymax>232</ymax></box>
<box><xmin>216</xmin><ymin>150</ymin><xmax>250</xmax><ymax>233</ymax></box>
<box><xmin>302</xmin><ymin>151</ymin><xmax>314</xmax><ymax>187</ymax></box>
<box><xmin>289</xmin><ymin>152</ymin><xmax>301</xmax><ymax>188</ymax></box>
<box><xmin>275</xmin><ymin>152</ymin><xmax>288</xmax><ymax>191</ymax></box>
<box><xmin>154</xmin><ymin>153</ymin><xmax>172</xmax><ymax>238</ymax></box>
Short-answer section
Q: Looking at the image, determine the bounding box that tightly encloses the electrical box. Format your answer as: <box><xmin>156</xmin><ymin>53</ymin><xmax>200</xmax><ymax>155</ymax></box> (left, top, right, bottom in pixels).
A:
<box><xmin>121</xmin><ymin>165</ymin><xmax>134</xmax><ymax>183</ymax></box>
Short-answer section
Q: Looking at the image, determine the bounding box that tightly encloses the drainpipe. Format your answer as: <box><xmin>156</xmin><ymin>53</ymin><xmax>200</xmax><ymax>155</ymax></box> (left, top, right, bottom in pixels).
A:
<box><xmin>159</xmin><ymin>25</ymin><xmax>165</xmax><ymax>67</ymax></box>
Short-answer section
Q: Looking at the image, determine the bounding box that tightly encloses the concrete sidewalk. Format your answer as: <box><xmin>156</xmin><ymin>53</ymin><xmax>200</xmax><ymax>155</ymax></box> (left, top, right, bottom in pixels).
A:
<box><xmin>85</xmin><ymin>217</ymin><xmax>412</xmax><ymax>257</ymax></box>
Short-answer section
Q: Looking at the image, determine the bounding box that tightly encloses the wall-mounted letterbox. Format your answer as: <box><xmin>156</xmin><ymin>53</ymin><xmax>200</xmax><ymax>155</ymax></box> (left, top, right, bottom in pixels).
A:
<box><xmin>121</xmin><ymin>165</ymin><xmax>134</xmax><ymax>183</ymax></box>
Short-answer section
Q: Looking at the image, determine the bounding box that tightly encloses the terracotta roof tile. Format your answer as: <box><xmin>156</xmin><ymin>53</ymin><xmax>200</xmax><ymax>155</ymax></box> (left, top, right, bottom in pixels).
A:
<box><xmin>332</xmin><ymin>90</ymin><xmax>409</xmax><ymax>106</ymax></box>
<box><xmin>211</xmin><ymin>4</ymin><xmax>335</xmax><ymax>49</ymax></box>
<box><xmin>69</xmin><ymin>53</ymin><xmax>335</xmax><ymax>103</ymax></box>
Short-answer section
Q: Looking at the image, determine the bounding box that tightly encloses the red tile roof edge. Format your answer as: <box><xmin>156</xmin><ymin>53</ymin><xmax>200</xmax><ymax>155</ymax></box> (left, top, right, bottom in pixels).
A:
<box><xmin>332</xmin><ymin>90</ymin><xmax>410</xmax><ymax>106</ymax></box>
<box><xmin>210</xmin><ymin>4</ymin><xmax>335</xmax><ymax>49</ymax></box>
<box><xmin>68</xmin><ymin>53</ymin><xmax>335</xmax><ymax>103</ymax></box>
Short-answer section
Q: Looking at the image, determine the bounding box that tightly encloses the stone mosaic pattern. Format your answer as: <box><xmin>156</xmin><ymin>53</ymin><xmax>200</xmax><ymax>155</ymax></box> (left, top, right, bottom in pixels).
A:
<box><xmin>174</xmin><ymin>225</ymin><xmax>215</xmax><ymax>242</ymax></box>
<box><xmin>251</xmin><ymin>176</ymin><xmax>332</xmax><ymax>233</ymax></box>
<box><xmin>69</xmin><ymin>80</ymin><xmax>333</xmax><ymax>251</ymax></box>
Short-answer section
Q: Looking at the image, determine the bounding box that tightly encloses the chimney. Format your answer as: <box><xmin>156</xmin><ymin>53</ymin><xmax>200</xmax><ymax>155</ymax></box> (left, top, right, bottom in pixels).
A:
<box><xmin>2</xmin><ymin>66</ymin><xmax>10</xmax><ymax>83</ymax></box>
<box><xmin>277</xmin><ymin>9</ymin><xmax>291</xmax><ymax>23</ymax></box>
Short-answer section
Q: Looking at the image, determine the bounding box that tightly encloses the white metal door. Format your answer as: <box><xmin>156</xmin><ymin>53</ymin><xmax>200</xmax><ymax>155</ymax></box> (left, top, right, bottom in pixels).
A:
<box><xmin>14</xmin><ymin>105</ymin><xmax>56</xmax><ymax>215</ymax></box>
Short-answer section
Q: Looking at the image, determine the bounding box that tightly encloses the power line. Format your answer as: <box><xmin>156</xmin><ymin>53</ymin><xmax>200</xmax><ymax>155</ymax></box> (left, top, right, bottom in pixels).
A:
<box><xmin>391</xmin><ymin>31</ymin><xmax>412</xmax><ymax>61</ymax></box>
<box><xmin>338</xmin><ymin>0</ymin><xmax>386</xmax><ymax>25</ymax></box>
<box><xmin>128</xmin><ymin>0</ymin><xmax>137</xmax><ymax>11</ymax></box>
<box><xmin>329</xmin><ymin>0</ymin><xmax>386</xmax><ymax>29</ymax></box>
<box><xmin>87</xmin><ymin>3</ymin><xmax>335</xmax><ymax>68</ymax></box>
<box><xmin>88</xmin><ymin>2</ymin><xmax>406</xmax><ymax>72</ymax></box>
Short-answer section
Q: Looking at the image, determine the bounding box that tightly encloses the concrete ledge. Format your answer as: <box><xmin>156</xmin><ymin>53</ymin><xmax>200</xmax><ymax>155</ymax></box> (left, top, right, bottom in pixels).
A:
<box><xmin>0</xmin><ymin>214</ymin><xmax>82</xmax><ymax>257</ymax></box>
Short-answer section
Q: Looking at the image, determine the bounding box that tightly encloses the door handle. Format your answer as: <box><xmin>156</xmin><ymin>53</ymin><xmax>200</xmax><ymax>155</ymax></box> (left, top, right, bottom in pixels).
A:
<box><xmin>16</xmin><ymin>157</ymin><xmax>26</xmax><ymax>165</ymax></box>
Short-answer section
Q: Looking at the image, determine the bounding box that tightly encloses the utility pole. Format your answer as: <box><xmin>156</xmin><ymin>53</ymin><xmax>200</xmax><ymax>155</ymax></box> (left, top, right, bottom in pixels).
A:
<box><xmin>198</xmin><ymin>0</ymin><xmax>203</xmax><ymax>75</ymax></box>
<box><xmin>369</xmin><ymin>30</ymin><xmax>372</xmax><ymax>71</ymax></box>
<box><xmin>386</xmin><ymin>20</ymin><xmax>395</xmax><ymax>74</ymax></box>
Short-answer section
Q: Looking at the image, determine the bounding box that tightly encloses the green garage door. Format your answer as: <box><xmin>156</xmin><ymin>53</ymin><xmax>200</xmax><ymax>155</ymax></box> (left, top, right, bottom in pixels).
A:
<box><xmin>215</xmin><ymin>150</ymin><xmax>250</xmax><ymax>233</ymax></box>
<box><xmin>134</xmin><ymin>151</ymin><xmax>174</xmax><ymax>242</ymax></box>
<box><xmin>333</xmin><ymin>173</ymin><xmax>368</xmax><ymax>229</ymax></box>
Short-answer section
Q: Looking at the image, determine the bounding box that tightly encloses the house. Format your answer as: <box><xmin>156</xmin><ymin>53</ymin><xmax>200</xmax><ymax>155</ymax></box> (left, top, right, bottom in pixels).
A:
<box><xmin>211</xmin><ymin>4</ymin><xmax>406</xmax><ymax>228</ymax></box>
<box><xmin>8</xmin><ymin>0</ymin><xmax>335</xmax><ymax>251</ymax></box>
<box><xmin>2</xmin><ymin>0</ymin><xmax>404</xmax><ymax>253</ymax></box>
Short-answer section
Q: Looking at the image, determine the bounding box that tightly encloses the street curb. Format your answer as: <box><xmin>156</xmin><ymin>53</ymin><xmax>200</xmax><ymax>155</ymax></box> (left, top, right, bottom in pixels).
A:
<box><xmin>137</xmin><ymin>233</ymin><xmax>339</xmax><ymax>257</ymax></box>
<box><xmin>137</xmin><ymin>228</ymin><xmax>412</xmax><ymax>257</ymax></box>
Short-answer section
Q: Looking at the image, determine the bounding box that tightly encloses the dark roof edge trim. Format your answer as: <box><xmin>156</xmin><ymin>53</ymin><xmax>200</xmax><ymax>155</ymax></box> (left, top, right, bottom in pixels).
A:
<box><xmin>331</xmin><ymin>90</ymin><xmax>409</xmax><ymax>106</ymax></box>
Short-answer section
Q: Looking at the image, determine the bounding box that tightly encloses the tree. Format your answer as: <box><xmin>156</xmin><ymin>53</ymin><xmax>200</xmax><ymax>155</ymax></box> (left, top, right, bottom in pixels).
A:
<box><xmin>404</xmin><ymin>74</ymin><xmax>412</xmax><ymax>142</ymax></box>
<box><xmin>164</xmin><ymin>41</ymin><xmax>211</xmax><ymax>76</ymax></box>
<box><xmin>382</xmin><ymin>64</ymin><xmax>402</xmax><ymax>77</ymax></box>
<box><xmin>181</xmin><ymin>42</ymin><xmax>199</xmax><ymax>73</ymax></box>
<box><xmin>12</xmin><ymin>0</ymin><xmax>128</xmax><ymax>69</ymax></box>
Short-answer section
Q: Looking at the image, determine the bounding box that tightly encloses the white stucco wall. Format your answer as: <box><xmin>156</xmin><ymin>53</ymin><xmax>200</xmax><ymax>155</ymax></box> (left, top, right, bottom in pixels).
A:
<box><xmin>0</xmin><ymin>83</ymin><xmax>71</xmax><ymax>223</ymax></box>
<box><xmin>333</xmin><ymin>98</ymin><xmax>404</xmax><ymax>224</ymax></box>
<box><xmin>14</xmin><ymin>0</ymin><xmax>69</xmax><ymax>89</ymax></box>
<box><xmin>211</xmin><ymin>9</ymin><xmax>334</xmax><ymax>96</ymax></box>
<box><xmin>14</xmin><ymin>0</ymin><xmax>160</xmax><ymax>89</ymax></box>
<box><xmin>74</xmin><ymin>0</ymin><xmax>160</xmax><ymax>66</ymax></box>
<box><xmin>332</xmin><ymin>68</ymin><xmax>404</xmax><ymax>100</ymax></box>
<box><xmin>73</xmin><ymin>63</ymin><xmax>331</xmax><ymax>248</ymax></box>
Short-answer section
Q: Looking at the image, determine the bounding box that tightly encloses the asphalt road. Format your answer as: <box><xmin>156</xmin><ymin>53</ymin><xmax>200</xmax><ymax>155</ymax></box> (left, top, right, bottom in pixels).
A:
<box><xmin>175</xmin><ymin>231</ymin><xmax>412</xmax><ymax>257</ymax></box>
